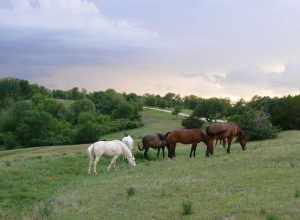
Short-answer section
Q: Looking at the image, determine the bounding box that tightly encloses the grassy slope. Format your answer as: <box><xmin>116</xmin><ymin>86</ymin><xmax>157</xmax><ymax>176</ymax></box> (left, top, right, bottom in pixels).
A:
<box><xmin>0</xmin><ymin>109</ymin><xmax>300</xmax><ymax>220</ymax></box>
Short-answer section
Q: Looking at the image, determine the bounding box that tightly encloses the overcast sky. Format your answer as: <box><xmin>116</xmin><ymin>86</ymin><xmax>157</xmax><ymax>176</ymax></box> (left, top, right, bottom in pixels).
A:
<box><xmin>1</xmin><ymin>0</ymin><xmax>300</xmax><ymax>100</ymax></box>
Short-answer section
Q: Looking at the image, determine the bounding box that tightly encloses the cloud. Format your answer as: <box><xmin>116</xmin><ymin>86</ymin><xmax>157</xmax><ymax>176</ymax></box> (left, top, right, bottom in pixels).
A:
<box><xmin>0</xmin><ymin>0</ymin><xmax>158</xmax><ymax>43</ymax></box>
<box><xmin>258</xmin><ymin>63</ymin><xmax>286</xmax><ymax>74</ymax></box>
<box><xmin>0</xmin><ymin>0</ymin><xmax>159</xmax><ymax>75</ymax></box>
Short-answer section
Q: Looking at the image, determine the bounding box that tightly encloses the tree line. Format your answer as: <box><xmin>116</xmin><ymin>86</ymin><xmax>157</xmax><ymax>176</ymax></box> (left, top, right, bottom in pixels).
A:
<box><xmin>0</xmin><ymin>78</ymin><xmax>143</xmax><ymax>149</ymax></box>
<box><xmin>1</xmin><ymin>78</ymin><xmax>300</xmax><ymax>149</ymax></box>
<box><xmin>144</xmin><ymin>93</ymin><xmax>300</xmax><ymax>141</ymax></box>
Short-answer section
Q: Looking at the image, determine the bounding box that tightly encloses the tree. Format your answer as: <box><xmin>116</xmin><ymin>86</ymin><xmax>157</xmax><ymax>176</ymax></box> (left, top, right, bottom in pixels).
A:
<box><xmin>192</xmin><ymin>98</ymin><xmax>230</xmax><ymax>121</ymax></box>
<box><xmin>15</xmin><ymin>110</ymin><xmax>55</xmax><ymax>147</ymax></box>
<box><xmin>182</xmin><ymin>116</ymin><xmax>204</xmax><ymax>129</ymax></box>
<box><xmin>172</xmin><ymin>106</ymin><xmax>182</xmax><ymax>117</ymax></box>
<box><xmin>69</xmin><ymin>98</ymin><xmax>96</xmax><ymax>123</ymax></box>
<box><xmin>229</xmin><ymin>108</ymin><xmax>278</xmax><ymax>141</ymax></box>
<box><xmin>112</xmin><ymin>102</ymin><xmax>136</xmax><ymax>119</ymax></box>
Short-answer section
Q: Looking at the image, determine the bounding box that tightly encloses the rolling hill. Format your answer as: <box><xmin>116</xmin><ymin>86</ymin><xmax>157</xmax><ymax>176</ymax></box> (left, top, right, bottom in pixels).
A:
<box><xmin>0</xmin><ymin>108</ymin><xmax>300</xmax><ymax>220</ymax></box>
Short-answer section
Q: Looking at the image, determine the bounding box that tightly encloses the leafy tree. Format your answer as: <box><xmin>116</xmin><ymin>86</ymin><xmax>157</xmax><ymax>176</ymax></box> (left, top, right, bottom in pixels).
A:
<box><xmin>193</xmin><ymin>98</ymin><xmax>230</xmax><ymax>121</ymax></box>
<box><xmin>229</xmin><ymin>109</ymin><xmax>278</xmax><ymax>141</ymax></box>
<box><xmin>172</xmin><ymin>106</ymin><xmax>182</xmax><ymax>116</ymax></box>
<box><xmin>69</xmin><ymin>98</ymin><xmax>96</xmax><ymax>123</ymax></box>
<box><xmin>2</xmin><ymin>132</ymin><xmax>19</xmax><ymax>150</ymax></box>
<box><xmin>73</xmin><ymin>122</ymin><xmax>99</xmax><ymax>144</ymax></box>
<box><xmin>15</xmin><ymin>110</ymin><xmax>55</xmax><ymax>147</ymax></box>
<box><xmin>112</xmin><ymin>102</ymin><xmax>136</xmax><ymax>119</ymax></box>
<box><xmin>182</xmin><ymin>116</ymin><xmax>205</xmax><ymax>129</ymax></box>
<box><xmin>183</xmin><ymin>95</ymin><xmax>199</xmax><ymax>109</ymax></box>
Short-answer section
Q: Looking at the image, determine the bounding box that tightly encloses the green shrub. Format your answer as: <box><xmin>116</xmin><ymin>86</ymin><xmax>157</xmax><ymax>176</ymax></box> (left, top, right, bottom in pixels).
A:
<box><xmin>172</xmin><ymin>106</ymin><xmax>182</xmax><ymax>116</ymax></box>
<box><xmin>73</xmin><ymin>122</ymin><xmax>100</xmax><ymax>144</ymax></box>
<box><xmin>182</xmin><ymin>116</ymin><xmax>205</xmax><ymax>129</ymax></box>
<box><xmin>182</xmin><ymin>200</ymin><xmax>193</xmax><ymax>215</ymax></box>
<box><xmin>2</xmin><ymin>132</ymin><xmax>19</xmax><ymax>149</ymax></box>
<box><xmin>295</xmin><ymin>189</ymin><xmax>300</xmax><ymax>198</ymax></box>
<box><xmin>265</xmin><ymin>214</ymin><xmax>280</xmax><ymax>220</ymax></box>
<box><xmin>229</xmin><ymin>109</ymin><xmax>278</xmax><ymax>141</ymax></box>
<box><xmin>127</xmin><ymin>187</ymin><xmax>136</xmax><ymax>198</ymax></box>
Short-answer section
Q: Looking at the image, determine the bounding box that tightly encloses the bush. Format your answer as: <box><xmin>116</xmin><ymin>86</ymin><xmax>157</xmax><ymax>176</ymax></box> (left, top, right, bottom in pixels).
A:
<box><xmin>295</xmin><ymin>189</ymin><xmax>300</xmax><ymax>198</ymax></box>
<box><xmin>2</xmin><ymin>132</ymin><xmax>19</xmax><ymax>150</ymax></box>
<box><xmin>73</xmin><ymin>122</ymin><xmax>100</xmax><ymax>144</ymax></box>
<box><xmin>112</xmin><ymin>102</ymin><xmax>137</xmax><ymax>119</ymax></box>
<box><xmin>182</xmin><ymin>200</ymin><xmax>193</xmax><ymax>215</ymax></box>
<box><xmin>229</xmin><ymin>109</ymin><xmax>278</xmax><ymax>141</ymax></box>
<box><xmin>126</xmin><ymin>187</ymin><xmax>136</xmax><ymax>198</ymax></box>
<box><xmin>172</xmin><ymin>106</ymin><xmax>182</xmax><ymax>116</ymax></box>
<box><xmin>265</xmin><ymin>214</ymin><xmax>280</xmax><ymax>220</ymax></box>
<box><xmin>182</xmin><ymin>116</ymin><xmax>205</xmax><ymax>129</ymax></box>
<box><xmin>15</xmin><ymin>111</ymin><xmax>55</xmax><ymax>147</ymax></box>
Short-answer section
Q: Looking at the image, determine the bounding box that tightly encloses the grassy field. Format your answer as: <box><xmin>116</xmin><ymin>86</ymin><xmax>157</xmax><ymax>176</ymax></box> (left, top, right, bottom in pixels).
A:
<box><xmin>0</xmin><ymin>109</ymin><xmax>300</xmax><ymax>220</ymax></box>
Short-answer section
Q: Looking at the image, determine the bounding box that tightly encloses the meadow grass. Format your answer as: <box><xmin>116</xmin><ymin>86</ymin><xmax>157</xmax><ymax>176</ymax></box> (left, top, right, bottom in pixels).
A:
<box><xmin>0</xmin><ymin>109</ymin><xmax>300</xmax><ymax>219</ymax></box>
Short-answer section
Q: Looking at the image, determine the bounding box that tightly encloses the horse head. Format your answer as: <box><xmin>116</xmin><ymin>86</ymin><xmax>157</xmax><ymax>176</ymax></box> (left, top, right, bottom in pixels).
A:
<box><xmin>127</xmin><ymin>154</ymin><xmax>136</xmax><ymax>167</ymax></box>
<box><xmin>238</xmin><ymin>130</ymin><xmax>247</xmax><ymax>150</ymax></box>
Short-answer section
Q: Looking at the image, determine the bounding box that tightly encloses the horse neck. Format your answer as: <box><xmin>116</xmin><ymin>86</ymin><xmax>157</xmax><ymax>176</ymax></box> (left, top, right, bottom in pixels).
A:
<box><xmin>122</xmin><ymin>144</ymin><xmax>132</xmax><ymax>158</ymax></box>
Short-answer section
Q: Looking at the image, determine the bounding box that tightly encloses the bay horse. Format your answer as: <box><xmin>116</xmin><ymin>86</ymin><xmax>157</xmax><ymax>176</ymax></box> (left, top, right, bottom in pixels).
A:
<box><xmin>165</xmin><ymin>128</ymin><xmax>213</xmax><ymax>158</ymax></box>
<box><xmin>206</xmin><ymin>123</ymin><xmax>247</xmax><ymax>154</ymax></box>
<box><xmin>138</xmin><ymin>133</ymin><xmax>167</xmax><ymax>159</ymax></box>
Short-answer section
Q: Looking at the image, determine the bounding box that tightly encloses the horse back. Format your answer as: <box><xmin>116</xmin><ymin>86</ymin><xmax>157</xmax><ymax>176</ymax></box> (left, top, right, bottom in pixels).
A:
<box><xmin>166</xmin><ymin>128</ymin><xmax>206</xmax><ymax>144</ymax></box>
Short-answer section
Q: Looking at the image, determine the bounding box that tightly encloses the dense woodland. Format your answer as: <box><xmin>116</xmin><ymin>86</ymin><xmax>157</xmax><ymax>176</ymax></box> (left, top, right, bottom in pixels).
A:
<box><xmin>1</xmin><ymin>78</ymin><xmax>300</xmax><ymax>149</ymax></box>
<box><xmin>144</xmin><ymin>91</ymin><xmax>300</xmax><ymax>140</ymax></box>
<box><xmin>0</xmin><ymin>78</ymin><xmax>143</xmax><ymax>149</ymax></box>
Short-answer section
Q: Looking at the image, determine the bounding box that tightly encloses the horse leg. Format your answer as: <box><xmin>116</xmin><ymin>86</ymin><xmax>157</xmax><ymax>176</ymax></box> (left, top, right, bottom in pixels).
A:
<box><xmin>167</xmin><ymin>144</ymin><xmax>172</xmax><ymax>158</ymax></box>
<box><xmin>222</xmin><ymin>138</ymin><xmax>227</xmax><ymax>148</ymax></box>
<box><xmin>189</xmin><ymin>144</ymin><xmax>193</xmax><ymax>158</ymax></box>
<box><xmin>144</xmin><ymin>147</ymin><xmax>149</xmax><ymax>160</ymax></box>
<box><xmin>162</xmin><ymin>146</ymin><xmax>165</xmax><ymax>159</ymax></box>
<box><xmin>227</xmin><ymin>137</ymin><xmax>233</xmax><ymax>154</ymax></box>
<box><xmin>206</xmin><ymin>139</ymin><xmax>214</xmax><ymax>157</ymax></box>
<box><xmin>172</xmin><ymin>143</ymin><xmax>176</xmax><ymax>158</ymax></box>
<box><xmin>93</xmin><ymin>155</ymin><xmax>101</xmax><ymax>176</ymax></box>
<box><xmin>107</xmin><ymin>155</ymin><xmax>119</xmax><ymax>172</ymax></box>
<box><xmin>88</xmin><ymin>157</ymin><xmax>94</xmax><ymax>175</ymax></box>
<box><xmin>193</xmin><ymin>143</ymin><xmax>197</xmax><ymax>157</ymax></box>
<box><xmin>157</xmin><ymin>147</ymin><xmax>161</xmax><ymax>159</ymax></box>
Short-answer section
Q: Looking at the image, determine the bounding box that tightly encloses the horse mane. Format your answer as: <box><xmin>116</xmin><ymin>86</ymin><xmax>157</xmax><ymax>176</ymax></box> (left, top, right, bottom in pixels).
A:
<box><xmin>238</xmin><ymin>129</ymin><xmax>246</xmax><ymax>139</ymax></box>
<box><xmin>121</xmin><ymin>142</ymin><xmax>133</xmax><ymax>158</ymax></box>
<box><xmin>164</xmin><ymin>132</ymin><xmax>171</xmax><ymax>139</ymax></box>
<box><xmin>157</xmin><ymin>133</ymin><xmax>165</xmax><ymax>140</ymax></box>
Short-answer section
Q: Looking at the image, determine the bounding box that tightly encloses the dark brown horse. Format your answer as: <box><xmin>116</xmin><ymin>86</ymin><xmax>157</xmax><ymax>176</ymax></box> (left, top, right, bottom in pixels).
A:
<box><xmin>206</xmin><ymin>123</ymin><xmax>246</xmax><ymax>154</ymax></box>
<box><xmin>138</xmin><ymin>133</ymin><xmax>167</xmax><ymax>159</ymax></box>
<box><xmin>165</xmin><ymin>128</ymin><xmax>212</xmax><ymax>158</ymax></box>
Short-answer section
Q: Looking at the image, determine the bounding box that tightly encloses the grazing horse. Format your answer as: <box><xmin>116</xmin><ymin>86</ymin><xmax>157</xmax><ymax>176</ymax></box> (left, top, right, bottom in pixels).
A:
<box><xmin>165</xmin><ymin>128</ymin><xmax>212</xmax><ymax>158</ymax></box>
<box><xmin>138</xmin><ymin>133</ymin><xmax>167</xmax><ymax>159</ymax></box>
<box><xmin>87</xmin><ymin>140</ymin><xmax>136</xmax><ymax>175</ymax></box>
<box><xmin>206</xmin><ymin>123</ymin><xmax>247</xmax><ymax>154</ymax></box>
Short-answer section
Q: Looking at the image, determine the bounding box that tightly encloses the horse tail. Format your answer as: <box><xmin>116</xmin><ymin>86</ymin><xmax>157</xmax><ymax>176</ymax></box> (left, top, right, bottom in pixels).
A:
<box><xmin>138</xmin><ymin>142</ymin><xmax>144</xmax><ymax>151</ymax></box>
<box><xmin>88</xmin><ymin>144</ymin><xmax>96</xmax><ymax>161</ymax></box>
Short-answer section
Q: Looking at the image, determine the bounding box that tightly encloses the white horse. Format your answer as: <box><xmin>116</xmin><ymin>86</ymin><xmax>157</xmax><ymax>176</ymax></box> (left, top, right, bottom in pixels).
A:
<box><xmin>87</xmin><ymin>140</ymin><xmax>136</xmax><ymax>175</ymax></box>
<box><xmin>122</xmin><ymin>135</ymin><xmax>134</xmax><ymax>151</ymax></box>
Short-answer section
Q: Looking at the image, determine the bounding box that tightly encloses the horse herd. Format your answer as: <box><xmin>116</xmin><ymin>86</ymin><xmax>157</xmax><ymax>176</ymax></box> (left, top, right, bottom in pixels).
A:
<box><xmin>87</xmin><ymin>122</ymin><xmax>247</xmax><ymax>175</ymax></box>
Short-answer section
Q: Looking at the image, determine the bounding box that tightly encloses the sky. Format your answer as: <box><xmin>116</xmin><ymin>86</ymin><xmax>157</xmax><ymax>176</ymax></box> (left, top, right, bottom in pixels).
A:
<box><xmin>1</xmin><ymin>0</ymin><xmax>300</xmax><ymax>100</ymax></box>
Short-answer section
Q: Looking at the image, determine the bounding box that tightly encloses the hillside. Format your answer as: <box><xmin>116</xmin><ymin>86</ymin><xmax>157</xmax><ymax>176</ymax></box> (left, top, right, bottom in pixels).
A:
<box><xmin>1</xmin><ymin>109</ymin><xmax>300</xmax><ymax>220</ymax></box>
